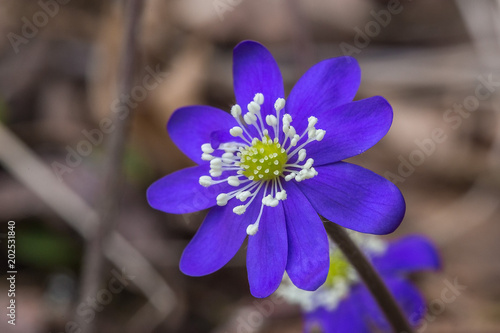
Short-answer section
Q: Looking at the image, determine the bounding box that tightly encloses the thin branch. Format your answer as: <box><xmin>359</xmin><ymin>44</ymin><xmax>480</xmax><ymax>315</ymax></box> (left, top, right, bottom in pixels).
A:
<box><xmin>76</xmin><ymin>0</ymin><xmax>145</xmax><ymax>332</ymax></box>
<box><xmin>323</xmin><ymin>220</ymin><xmax>414</xmax><ymax>333</ymax></box>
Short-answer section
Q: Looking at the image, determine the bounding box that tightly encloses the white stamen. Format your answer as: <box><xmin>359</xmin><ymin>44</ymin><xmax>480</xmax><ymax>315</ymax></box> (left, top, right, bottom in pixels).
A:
<box><xmin>222</xmin><ymin>152</ymin><xmax>235</xmax><ymax>159</ymax></box>
<box><xmin>290</xmin><ymin>134</ymin><xmax>300</xmax><ymax>147</ymax></box>
<box><xmin>244</xmin><ymin>112</ymin><xmax>257</xmax><ymax>125</ymax></box>
<box><xmin>266</xmin><ymin>115</ymin><xmax>278</xmax><ymax>126</ymax></box>
<box><xmin>199</xmin><ymin>176</ymin><xmax>212</xmax><ymax>187</ymax></box>
<box><xmin>236</xmin><ymin>191</ymin><xmax>252</xmax><ymax>201</ymax></box>
<box><xmin>210</xmin><ymin>158</ymin><xmax>222</xmax><ymax>166</ymax></box>
<box><xmin>298</xmin><ymin>149</ymin><xmax>306</xmax><ymax>162</ymax></box>
<box><xmin>308</xmin><ymin>116</ymin><xmax>318</xmax><ymax>128</ymax></box>
<box><xmin>231</xmin><ymin>104</ymin><xmax>242</xmax><ymax>118</ymax></box>
<box><xmin>247</xmin><ymin>101</ymin><xmax>261</xmax><ymax>114</ymax></box>
<box><xmin>262</xmin><ymin>194</ymin><xmax>273</xmax><ymax>206</ymax></box>
<box><xmin>246</xmin><ymin>223</ymin><xmax>259</xmax><ymax>235</ymax></box>
<box><xmin>304</xmin><ymin>158</ymin><xmax>314</xmax><ymax>169</ymax></box>
<box><xmin>201</xmin><ymin>143</ymin><xmax>214</xmax><ymax>154</ymax></box>
<box><xmin>201</xmin><ymin>153</ymin><xmax>214</xmax><ymax>161</ymax></box>
<box><xmin>316</xmin><ymin>129</ymin><xmax>326</xmax><ymax>141</ymax></box>
<box><xmin>283</xmin><ymin>114</ymin><xmax>292</xmax><ymax>126</ymax></box>
<box><xmin>253</xmin><ymin>93</ymin><xmax>264</xmax><ymax>105</ymax></box>
<box><xmin>216</xmin><ymin>193</ymin><xmax>229</xmax><ymax>206</ymax></box>
<box><xmin>283</xmin><ymin>124</ymin><xmax>290</xmax><ymax>135</ymax></box>
<box><xmin>228</xmin><ymin>176</ymin><xmax>240</xmax><ymax>186</ymax></box>
<box><xmin>198</xmin><ymin>94</ymin><xmax>322</xmax><ymax>236</ymax></box>
<box><xmin>233</xmin><ymin>205</ymin><xmax>246</xmax><ymax>215</ymax></box>
<box><xmin>210</xmin><ymin>169</ymin><xmax>222</xmax><ymax>177</ymax></box>
<box><xmin>230</xmin><ymin>126</ymin><xmax>243</xmax><ymax>137</ymax></box>
<box><xmin>276</xmin><ymin>190</ymin><xmax>287</xmax><ymax>200</ymax></box>
<box><xmin>274</xmin><ymin>98</ymin><xmax>285</xmax><ymax>112</ymax></box>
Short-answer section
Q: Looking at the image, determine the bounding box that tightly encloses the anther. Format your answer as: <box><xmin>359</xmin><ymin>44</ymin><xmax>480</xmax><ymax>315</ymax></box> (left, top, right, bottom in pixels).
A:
<box><xmin>266</xmin><ymin>115</ymin><xmax>278</xmax><ymax>126</ymax></box>
<box><xmin>244</xmin><ymin>112</ymin><xmax>257</xmax><ymax>125</ymax></box>
<box><xmin>276</xmin><ymin>190</ymin><xmax>287</xmax><ymax>200</ymax></box>
<box><xmin>246</xmin><ymin>223</ymin><xmax>258</xmax><ymax>235</ymax></box>
<box><xmin>217</xmin><ymin>193</ymin><xmax>229</xmax><ymax>206</ymax></box>
<box><xmin>316</xmin><ymin>129</ymin><xmax>326</xmax><ymax>141</ymax></box>
<box><xmin>308</xmin><ymin>128</ymin><xmax>317</xmax><ymax>139</ymax></box>
<box><xmin>253</xmin><ymin>93</ymin><xmax>264</xmax><ymax>105</ymax></box>
<box><xmin>199</xmin><ymin>176</ymin><xmax>212</xmax><ymax>187</ymax></box>
<box><xmin>233</xmin><ymin>205</ymin><xmax>246</xmax><ymax>215</ymax></box>
<box><xmin>227</xmin><ymin>176</ymin><xmax>240</xmax><ymax>186</ymax></box>
<box><xmin>201</xmin><ymin>153</ymin><xmax>214</xmax><ymax>161</ymax></box>
<box><xmin>201</xmin><ymin>143</ymin><xmax>214</xmax><ymax>154</ymax></box>
<box><xmin>230</xmin><ymin>126</ymin><xmax>243</xmax><ymax>137</ymax></box>
<box><xmin>308</xmin><ymin>116</ymin><xmax>318</xmax><ymax>128</ymax></box>
<box><xmin>247</xmin><ymin>101</ymin><xmax>261</xmax><ymax>114</ymax></box>
<box><xmin>210</xmin><ymin>169</ymin><xmax>222</xmax><ymax>177</ymax></box>
<box><xmin>236</xmin><ymin>191</ymin><xmax>251</xmax><ymax>201</ymax></box>
<box><xmin>283</xmin><ymin>114</ymin><xmax>292</xmax><ymax>125</ymax></box>
<box><xmin>210</xmin><ymin>158</ymin><xmax>222</xmax><ymax>166</ymax></box>
<box><xmin>304</xmin><ymin>158</ymin><xmax>314</xmax><ymax>169</ymax></box>
<box><xmin>231</xmin><ymin>104</ymin><xmax>242</xmax><ymax>118</ymax></box>
<box><xmin>274</xmin><ymin>98</ymin><xmax>285</xmax><ymax>112</ymax></box>
<box><xmin>298</xmin><ymin>149</ymin><xmax>306</xmax><ymax>162</ymax></box>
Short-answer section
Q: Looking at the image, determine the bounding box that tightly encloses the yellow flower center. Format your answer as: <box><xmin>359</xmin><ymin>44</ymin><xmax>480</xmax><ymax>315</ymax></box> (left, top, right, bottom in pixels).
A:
<box><xmin>239</xmin><ymin>136</ymin><xmax>288</xmax><ymax>181</ymax></box>
<box><xmin>325</xmin><ymin>251</ymin><xmax>350</xmax><ymax>287</ymax></box>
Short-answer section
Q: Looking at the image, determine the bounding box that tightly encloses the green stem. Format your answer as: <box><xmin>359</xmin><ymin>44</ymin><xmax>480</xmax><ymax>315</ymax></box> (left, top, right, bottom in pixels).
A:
<box><xmin>323</xmin><ymin>219</ymin><xmax>415</xmax><ymax>333</ymax></box>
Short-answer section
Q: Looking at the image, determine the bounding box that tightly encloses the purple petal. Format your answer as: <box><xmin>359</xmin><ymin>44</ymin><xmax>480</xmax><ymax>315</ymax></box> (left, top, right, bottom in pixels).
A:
<box><xmin>167</xmin><ymin>105</ymin><xmax>236</xmax><ymax>164</ymax></box>
<box><xmin>247</xmin><ymin>199</ymin><xmax>287</xmax><ymax>298</ymax></box>
<box><xmin>282</xmin><ymin>182</ymin><xmax>329</xmax><ymax>291</ymax></box>
<box><xmin>286</xmin><ymin>56</ymin><xmax>361</xmax><ymax>128</ymax></box>
<box><xmin>233</xmin><ymin>41</ymin><xmax>284</xmax><ymax>120</ymax></box>
<box><xmin>297</xmin><ymin>162</ymin><xmax>405</xmax><ymax>235</ymax></box>
<box><xmin>304</xmin><ymin>302</ymin><xmax>371</xmax><ymax>333</ymax></box>
<box><xmin>179</xmin><ymin>194</ymin><xmax>259</xmax><ymax>276</ymax></box>
<box><xmin>304</xmin><ymin>96</ymin><xmax>393</xmax><ymax>165</ymax></box>
<box><xmin>352</xmin><ymin>277</ymin><xmax>426</xmax><ymax>331</ymax></box>
<box><xmin>372</xmin><ymin>235</ymin><xmax>441</xmax><ymax>275</ymax></box>
<box><xmin>210</xmin><ymin>128</ymin><xmax>245</xmax><ymax>149</ymax></box>
<box><xmin>147</xmin><ymin>165</ymin><xmax>232</xmax><ymax>214</ymax></box>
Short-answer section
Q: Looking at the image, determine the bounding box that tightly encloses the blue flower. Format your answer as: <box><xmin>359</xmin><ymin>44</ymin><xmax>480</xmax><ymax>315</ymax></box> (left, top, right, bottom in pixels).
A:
<box><xmin>147</xmin><ymin>40</ymin><xmax>405</xmax><ymax>298</ymax></box>
<box><xmin>277</xmin><ymin>234</ymin><xmax>441</xmax><ymax>333</ymax></box>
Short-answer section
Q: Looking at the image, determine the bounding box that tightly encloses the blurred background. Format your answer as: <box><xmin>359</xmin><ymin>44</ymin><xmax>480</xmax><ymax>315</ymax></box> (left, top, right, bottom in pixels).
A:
<box><xmin>0</xmin><ymin>0</ymin><xmax>499</xmax><ymax>332</ymax></box>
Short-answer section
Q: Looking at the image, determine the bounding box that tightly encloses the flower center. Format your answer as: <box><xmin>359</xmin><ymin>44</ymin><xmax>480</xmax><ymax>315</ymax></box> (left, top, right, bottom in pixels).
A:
<box><xmin>325</xmin><ymin>251</ymin><xmax>351</xmax><ymax>287</ymax></box>
<box><xmin>198</xmin><ymin>93</ymin><xmax>325</xmax><ymax>235</ymax></box>
<box><xmin>240</xmin><ymin>136</ymin><xmax>287</xmax><ymax>181</ymax></box>
<box><xmin>277</xmin><ymin>235</ymin><xmax>388</xmax><ymax>312</ymax></box>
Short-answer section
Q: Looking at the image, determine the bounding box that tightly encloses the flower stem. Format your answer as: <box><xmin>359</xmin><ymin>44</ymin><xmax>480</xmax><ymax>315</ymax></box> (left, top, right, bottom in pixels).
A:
<box><xmin>323</xmin><ymin>219</ymin><xmax>415</xmax><ymax>333</ymax></box>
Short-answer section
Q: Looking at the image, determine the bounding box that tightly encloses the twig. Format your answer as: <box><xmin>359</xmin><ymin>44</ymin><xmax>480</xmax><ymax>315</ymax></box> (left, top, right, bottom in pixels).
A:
<box><xmin>323</xmin><ymin>220</ymin><xmax>414</xmax><ymax>333</ymax></box>
<box><xmin>76</xmin><ymin>1</ymin><xmax>145</xmax><ymax>332</ymax></box>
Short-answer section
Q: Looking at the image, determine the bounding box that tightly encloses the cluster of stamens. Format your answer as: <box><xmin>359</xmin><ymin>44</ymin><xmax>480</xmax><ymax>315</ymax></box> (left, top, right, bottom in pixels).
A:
<box><xmin>276</xmin><ymin>234</ymin><xmax>387</xmax><ymax>312</ymax></box>
<box><xmin>198</xmin><ymin>93</ymin><xmax>325</xmax><ymax>235</ymax></box>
